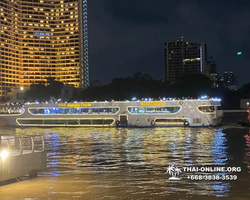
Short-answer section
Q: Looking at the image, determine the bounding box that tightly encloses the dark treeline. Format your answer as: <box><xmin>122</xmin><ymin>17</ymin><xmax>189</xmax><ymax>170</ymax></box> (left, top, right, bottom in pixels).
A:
<box><xmin>25</xmin><ymin>77</ymin><xmax>64</xmax><ymax>101</ymax></box>
<box><xmin>80</xmin><ymin>72</ymin><xmax>212</xmax><ymax>100</ymax></box>
<box><xmin>25</xmin><ymin>73</ymin><xmax>250</xmax><ymax>109</ymax></box>
<box><xmin>79</xmin><ymin>72</ymin><xmax>246</xmax><ymax>109</ymax></box>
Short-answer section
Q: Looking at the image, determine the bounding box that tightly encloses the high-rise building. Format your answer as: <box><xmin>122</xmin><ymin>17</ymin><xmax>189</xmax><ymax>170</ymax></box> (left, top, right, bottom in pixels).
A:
<box><xmin>223</xmin><ymin>71</ymin><xmax>235</xmax><ymax>88</ymax></box>
<box><xmin>0</xmin><ymin>0</ymin><xmax>89</xmax><ymax>99</ymax></box>
<box><xmin>204</xmin><ymin>60</ymin><xmax>219</xmax><ymax>88</ymax></box>
<box><xmin>218</xmin><ymin>71</ymin><xmax>237</xmax><ymax>89</ymax></box>
<box><xmin>218</xmin><ymin>75</ymin><xmax>224</xmax><ymax>88</ymax></box>
<box><xmin>164</xmin><ymin>37</ymin><xmax>207</xmax><ymax>83</ymax></box>
<box><xmin>204</xmin><ymin>60</ymin><xmax>217</xmax><ymax>76</ymax></box>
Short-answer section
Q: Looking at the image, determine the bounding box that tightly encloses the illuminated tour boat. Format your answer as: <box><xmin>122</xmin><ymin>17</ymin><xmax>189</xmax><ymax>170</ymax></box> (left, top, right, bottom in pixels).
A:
<box><xmin>0</xmin><ymin>97</ymin><xmax>223</xmax><ymax>127</ymax></box>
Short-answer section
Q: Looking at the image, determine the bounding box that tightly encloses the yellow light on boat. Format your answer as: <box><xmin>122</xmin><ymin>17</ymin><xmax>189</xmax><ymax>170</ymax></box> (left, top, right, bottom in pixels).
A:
<box><xmin>1</xmin><ymin>150</ymin><xmax>9</xmax><ymax>159</ymax></box>
<box><xmin>20</xmin><ymin>87</ymin><xmax>24</xmax><ymax>91</ymax></box>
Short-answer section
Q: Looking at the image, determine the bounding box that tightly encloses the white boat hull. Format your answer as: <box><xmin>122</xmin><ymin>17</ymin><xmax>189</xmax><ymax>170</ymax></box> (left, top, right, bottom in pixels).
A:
<box><xmin>0</xmin><ymin>100</ymin><xmax>223</xmax><ymax>127</ymax></box>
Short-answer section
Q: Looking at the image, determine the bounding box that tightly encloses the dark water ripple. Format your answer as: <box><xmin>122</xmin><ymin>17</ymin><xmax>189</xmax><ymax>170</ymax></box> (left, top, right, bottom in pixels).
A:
<box><xmin>0</xmin><ymin>127</ymin><xmax>249</xmax><ymax>199</ymax></box>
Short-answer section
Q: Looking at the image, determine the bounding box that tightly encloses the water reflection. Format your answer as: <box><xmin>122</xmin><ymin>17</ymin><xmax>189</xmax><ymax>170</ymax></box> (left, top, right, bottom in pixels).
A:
<box><xmin>212</xmin><ymin>183</ymin><xmax>230</xmax><ymax>197</ymax></box>
<box><xmin>212</xmin><ymin>129</ymin><xmax>228</xmax><ymax>165</ymax></box>
<box><xmin>210</xmin><ymin>129</ymin><xmax>230</xmax><ymax>197</ymax></box>
<box><xmin>46</xmin><ymin>133</ymin><xmax>60</xmax><ymax>168</ymax></box>
<box><xmin>124</xmin><ymin>129</ymin><xmax>144</xmax><ymax>166</ymax></box>
<box><xmin>0</xmin><ymin>127</ymin><xmax>249</xmax><ymax>200</ymax></box>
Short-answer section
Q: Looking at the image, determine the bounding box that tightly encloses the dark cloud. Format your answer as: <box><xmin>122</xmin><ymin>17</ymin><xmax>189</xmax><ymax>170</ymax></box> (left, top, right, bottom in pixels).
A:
<box><xmin>88</xmin><ymin>0</ymin><xmax>250</xmax><ymax>85</ymax></box>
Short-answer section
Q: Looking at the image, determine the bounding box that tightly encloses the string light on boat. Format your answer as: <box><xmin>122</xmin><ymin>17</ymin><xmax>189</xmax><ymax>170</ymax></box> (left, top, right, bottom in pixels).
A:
<box><xmin>211</xmin><ymin>98</ymin><xmax>221</xmax><ymax>102</ymax></box>
<box><xmin>132</xmin><ymin>97</ymin><xmax>137</xmax><ymax>101</ymax></box>
<box><xmin>200</xmin><ymin>95</ymin><xmax>208</xmax><ymax>99</ymax></box>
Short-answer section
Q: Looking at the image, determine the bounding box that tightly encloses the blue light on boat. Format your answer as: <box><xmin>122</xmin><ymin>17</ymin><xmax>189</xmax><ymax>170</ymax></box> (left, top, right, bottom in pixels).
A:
<box><xmin>200</xmin><ymin>95</ymin><xmax>207</xmax><ymax>99</ymax></box>
<box><xmin>211</xmin><ymin>98</ymin><xmax>221</xmax><ymax>101</ymax></box>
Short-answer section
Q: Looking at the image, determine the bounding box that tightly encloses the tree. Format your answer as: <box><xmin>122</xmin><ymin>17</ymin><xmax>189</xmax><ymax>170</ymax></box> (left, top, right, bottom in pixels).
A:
<box><xmin>25</xmin><ymin>83</ymin><xmax>47</xmax><ymax>102</ymax></box>
<box><xmin>80</xmin><ymin>72</ymin><xmax>220</xmax><ymax>101</ymax></box>
<box><xmin>25</xmin><ymin>77</ymin><xmax>64</xmax><ymax>102</ymax></box>
<box><xmin>237</xmin><ymin>83</ymin><xmax>250</xmax><ymax>98</ymax></box>
<box><xmin>47</xmin><ymin>78</ymin><xmax>64</xmax><ymax>98</ymax></box>
<box><xmin>173</xmin><ymin>73</ymin><xmax>212</xmax><ymax>97</ymax></box>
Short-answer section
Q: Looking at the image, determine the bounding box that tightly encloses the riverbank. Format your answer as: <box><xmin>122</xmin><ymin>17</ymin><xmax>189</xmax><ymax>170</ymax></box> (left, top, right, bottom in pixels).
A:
<box><xmin>222</xmin><ymin>112</ymin><xmax>247</xmax><ymax>125</ymax></box>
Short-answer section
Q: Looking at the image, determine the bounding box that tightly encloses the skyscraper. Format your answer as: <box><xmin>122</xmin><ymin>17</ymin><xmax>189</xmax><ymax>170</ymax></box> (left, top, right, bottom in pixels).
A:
<box><xmin>0</xmin><ymin>0</ymin><xmax>89</xmax><ymax>99</ymax></box>
<box><xmin>204</xmin><ymin>60</ymin><xmax>219</xmax><ymax>88</ymax></box>
<box><xmin>223</xmin><ymin>71</ymin><xmax>235</xmax><ymax>88</ymax></box>
<box><xmin>164</xmin><ymin>37</ymin><xmax>207</xmax><ymax>83</ymax></box>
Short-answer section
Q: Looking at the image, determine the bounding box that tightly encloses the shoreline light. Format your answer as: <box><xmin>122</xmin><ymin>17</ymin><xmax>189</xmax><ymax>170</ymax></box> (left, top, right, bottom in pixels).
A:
<box><xmin>1</xmin><ymin>150</ymin><xmax>9</xmax><ymax>159</ymax></box>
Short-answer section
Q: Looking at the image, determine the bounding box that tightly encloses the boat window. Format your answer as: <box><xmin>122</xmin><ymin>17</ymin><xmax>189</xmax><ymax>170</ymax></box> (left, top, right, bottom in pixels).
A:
<box><xmin>28</xmin><ymin>107</ymin><xmax>119</xmax><ymax>115</ymax></box>
<box><xmin>17</xmin><ymin>119</ymin><xmax>115</xmax><ymax>126</ymax></box>
<box><xmin>127</xmin><ymin>106</ymin><xmax>181</xmax><ymax>114</ymax></box>
<box><xmin>198</xmin><ymin>106</ymin><xmax>215</xmax><ymax>113</ymax></box>
<box><xmin>0</xmin><ymin>107</ymin><xmax>24</xmax><ymax>114</ymax></box>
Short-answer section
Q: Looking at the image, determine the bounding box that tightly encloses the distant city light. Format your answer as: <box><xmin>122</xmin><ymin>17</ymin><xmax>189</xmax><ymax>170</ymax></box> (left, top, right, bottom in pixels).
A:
<box><xmin>237</xmin><ymin>52</ymin><xmax>242</xmax><ymax>55</ymax></box>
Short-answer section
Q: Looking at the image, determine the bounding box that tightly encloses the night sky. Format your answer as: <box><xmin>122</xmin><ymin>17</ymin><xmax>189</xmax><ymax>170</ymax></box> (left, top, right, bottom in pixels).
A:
<box><xmin>88</xmin><ymin>0</ymin><xmax>250</xmax><ymax>86</ymax></box>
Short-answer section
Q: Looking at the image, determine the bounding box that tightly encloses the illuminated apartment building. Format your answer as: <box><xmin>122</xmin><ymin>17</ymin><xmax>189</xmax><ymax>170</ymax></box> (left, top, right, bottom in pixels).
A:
<box><xmin>164</xmin><ymin>37</ymin><xmax>207</xmax><ymax>83</ymax></box>
<box><xmin>0</xmin><ymin>0</ymin><xmax>89</xmax><ymax>98</ymax></box>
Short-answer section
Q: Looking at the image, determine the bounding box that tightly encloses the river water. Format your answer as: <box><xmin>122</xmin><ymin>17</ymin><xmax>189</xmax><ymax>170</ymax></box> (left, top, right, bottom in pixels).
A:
<box><xmin>0</xmin><ymin>127</ymin><xmax>249</xmax><ymax>200</ymax></box>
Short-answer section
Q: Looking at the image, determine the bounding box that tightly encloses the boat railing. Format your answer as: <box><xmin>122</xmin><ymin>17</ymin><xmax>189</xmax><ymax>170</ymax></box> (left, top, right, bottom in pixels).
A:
<box><xmin>23</xmin><ymin>98</ymin><xmax>222</xmax><ymax>105</ymax></box>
